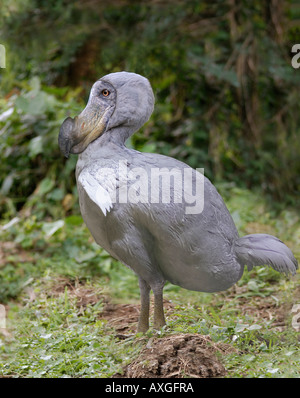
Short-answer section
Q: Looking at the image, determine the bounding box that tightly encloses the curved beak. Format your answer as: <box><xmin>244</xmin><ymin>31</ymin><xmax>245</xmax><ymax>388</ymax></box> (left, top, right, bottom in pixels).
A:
<box><xmin>58</xmin><ymin>105</ymin><xmax>112</xmax><ymax>158</ymax></box>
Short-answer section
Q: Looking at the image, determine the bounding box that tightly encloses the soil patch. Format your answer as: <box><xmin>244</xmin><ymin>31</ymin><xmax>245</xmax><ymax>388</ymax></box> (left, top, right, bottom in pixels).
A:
<box><xmin>45</xmin><ymin>277</ymin><xmax>106</xmax><ymax>309</ymax></box>
<box><xmin>117</xmin><ymin>333</ymin><xmax>234</xmax><ymax>378</ymax></box>
<box><xmin>100</xmin><ymin>303</ymin><xmax>140</xmax><ymax>334</ymax></box>
<box><xmin>226</xmin><ymin>284</ymin><xmax>299</xmax><ymax>331</ymax></box>
<box><xmin>100</xmin><ymin>299</ymin><xmax>174</xmax><ymax>334</ymax></box>
<box><xmin>0</xmin><ymin>241</ymin><xmax>34</xmax><ymax>267</ymax></box>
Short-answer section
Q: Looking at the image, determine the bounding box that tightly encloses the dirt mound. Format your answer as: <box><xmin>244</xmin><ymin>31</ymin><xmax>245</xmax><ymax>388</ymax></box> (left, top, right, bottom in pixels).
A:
<box><xmin>120</xmin><ymin>334</ymin><xmax>231</xmax><ymax>378</ymax></box>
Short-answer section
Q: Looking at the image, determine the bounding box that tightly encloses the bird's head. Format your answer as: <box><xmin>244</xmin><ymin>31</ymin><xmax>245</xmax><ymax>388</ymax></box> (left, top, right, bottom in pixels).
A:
<box><xmin>58</xmin><ymin>71</ymin><xmax>154</xmax><ymax>157</ymax></box>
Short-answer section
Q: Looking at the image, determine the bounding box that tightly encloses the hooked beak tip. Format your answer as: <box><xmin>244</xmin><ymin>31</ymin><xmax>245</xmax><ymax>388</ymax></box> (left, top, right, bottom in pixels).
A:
<box><xmin>58</xmin><ymin>117</ymin><xmax>75</xmax><ymax>158</ymax></box>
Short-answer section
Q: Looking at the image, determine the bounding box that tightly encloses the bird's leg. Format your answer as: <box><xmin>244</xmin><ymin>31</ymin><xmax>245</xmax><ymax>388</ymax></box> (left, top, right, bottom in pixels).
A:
<box><xmin>137</xmin><ymin>277</ymin><xmax>151</xmax><ymax>333</ymax></box>
<box><xmin>152</xmin><ymin>281</ymin><xmax>166</xmax><ymax>330</ymax></box>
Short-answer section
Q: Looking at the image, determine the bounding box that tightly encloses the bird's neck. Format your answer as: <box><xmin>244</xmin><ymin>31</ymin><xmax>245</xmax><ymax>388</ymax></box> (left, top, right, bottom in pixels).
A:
<box><xmin>103</xmin><ymin>125</ymin><xmax>134</xmax><ymax>146</ymax></box>
<box><xmin>78</xmin><ymin>125</ymin><xmax>134</xmax><ymax>161</ymax></box>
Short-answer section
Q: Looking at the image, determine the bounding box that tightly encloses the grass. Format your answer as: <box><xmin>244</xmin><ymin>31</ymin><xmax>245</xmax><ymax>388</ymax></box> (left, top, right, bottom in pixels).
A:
<box><xmin>0</xmin><ymin>186</ymin><xmax>299</xmax><ymax>378</ymax></box>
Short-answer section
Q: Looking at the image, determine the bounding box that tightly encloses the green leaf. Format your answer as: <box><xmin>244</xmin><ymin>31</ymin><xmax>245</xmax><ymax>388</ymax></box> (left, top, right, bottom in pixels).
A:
<box><xmin>47</xmin><ymin>188</ymin><xmax>64</xmax><ymax>201</ymax></box>
<box><xmin>15</xmin><ymin>92</ymin><xmax>46</xmax><ymax>115</ymax></box>
<box><xmin>75</xmin><ymin>251</ymin><xmax>97</xmax><ymax>263</ymax></box>
<box><xmin>29</xmin><ymin>76</ymin><xmax>41</xmax><ymax>93</ymax></box>
<box><xmin>0</xmin><ymin>174</ymin><xmax>14</xmax><ymax>195</ymax></box>
<box><xmin>37</xmin><ymin>178</ymin><xmax>55</xmax><ymax>195</ymax></box>
<box><xmin>29</xmin><ymin>136</ymin><xmax>43</xmax><ymax>158</ymax></box>
<box><xmin>42</xmin><ymin>220</ymin><xmax>64</xmax><ymax>237</ymax></box>
<box><xmin>15</xmin><ymin>86</ymin><xmax>57</xmax><ymax>115</ymax></box>
<box><xmin>247</xmin><ymin>324</ymin><xmax>262</xmax><ymax>331</ymax></box>
<box><xmin>247</xmin><ymin>280</ymin><xmax>259</xmax><ymax>292</ymax></box>
<box><xmin>65</xmin><ymin>215</ymin><xmax>83</xmax><ymax>226</ymax></box>
<box><xmin>235</xmin><ymin>323</ymin><xmax>248</xmax><ymax>333</ymax></box>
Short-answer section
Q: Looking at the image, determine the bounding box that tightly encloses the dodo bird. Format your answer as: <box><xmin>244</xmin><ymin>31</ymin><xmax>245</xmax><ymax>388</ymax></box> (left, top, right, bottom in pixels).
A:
<box><xmin>58</xmin><ymin>71</ymin><xmax>298</xmax><ymax>332</ymax></box>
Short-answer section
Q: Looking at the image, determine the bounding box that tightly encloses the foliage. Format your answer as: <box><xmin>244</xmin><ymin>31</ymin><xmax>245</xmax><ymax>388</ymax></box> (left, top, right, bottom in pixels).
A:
<box><xmin>0</xmin><ymin>0</ymin><xmax>299</xmax><ymax>380</ymax></box>
<box><xmin>0</xmin><ymin>77</ymin><xmax>82</xmax><ymax>218</ymax></box>
<box><xmin>0</xmin><ymin>0</ymin><xmax>300</xmax><ymax>216</ymax></box>
<box><xmin>1</xmin><ymin>292</ymin><xmax>141</xmax><ymax>377</ymax></box>
<box><xmin>0</xmin><ymin>187</ymin><xmax>299</xmax><ymax>377</ymax></box>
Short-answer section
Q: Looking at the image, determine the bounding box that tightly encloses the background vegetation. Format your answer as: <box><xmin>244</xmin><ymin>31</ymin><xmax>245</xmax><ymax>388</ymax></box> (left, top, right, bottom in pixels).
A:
<box><xmin>0</xmin><ymin>0</ymin><xmax>299</xmax><ymax>378</ymax></box>
<box><xmin>1</xmin><ymin>0</ymin><xmax>300</xmax><ymax>218</ymax></box>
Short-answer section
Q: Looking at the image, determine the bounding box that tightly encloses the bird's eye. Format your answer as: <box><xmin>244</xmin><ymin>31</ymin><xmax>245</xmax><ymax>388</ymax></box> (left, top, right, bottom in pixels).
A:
<box><xmin>101</xmin><ymin>89</ymin><xmax>110</xmax><ymax>97</ymax></box>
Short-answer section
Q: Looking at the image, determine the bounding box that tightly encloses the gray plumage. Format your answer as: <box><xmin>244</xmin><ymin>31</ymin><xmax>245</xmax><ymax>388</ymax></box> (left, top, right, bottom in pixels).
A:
<box><xmin>58</xmin><ymin>71</ymin><xmax>298</xmax><ymax>332</ymax></box>
<box><xmin>235</xmin><ymin>234</ymin><xmax>297</xmax><ymax>275</ymax></box>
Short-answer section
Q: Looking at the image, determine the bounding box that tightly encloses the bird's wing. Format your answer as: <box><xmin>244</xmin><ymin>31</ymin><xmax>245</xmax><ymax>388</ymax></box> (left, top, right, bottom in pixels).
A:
<box><xmin>78</xmin><ymin>168</ymin><xmax>114</xmax><ymax>216</ymax></box>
